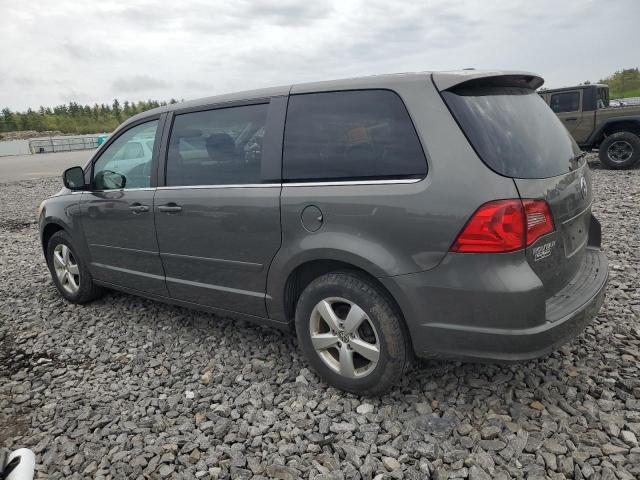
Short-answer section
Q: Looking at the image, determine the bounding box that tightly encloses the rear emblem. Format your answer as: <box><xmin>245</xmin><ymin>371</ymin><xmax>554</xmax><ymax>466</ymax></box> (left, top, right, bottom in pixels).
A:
<box><xmin>580</xmin><ymin>176</ymin><xmax>588</xmax><ymax>199</ymax></box>
<box><xmin>533</xmin><ymin>240</ymin><xmax>555</xmax><ymax>261</ymax></box>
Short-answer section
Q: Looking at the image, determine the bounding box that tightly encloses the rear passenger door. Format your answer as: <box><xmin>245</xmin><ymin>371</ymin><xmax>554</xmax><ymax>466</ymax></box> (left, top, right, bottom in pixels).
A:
<box><xmin>154</xmin><ymin>98</ymin><xmax>286</xmax><ymax>316</ymax></box>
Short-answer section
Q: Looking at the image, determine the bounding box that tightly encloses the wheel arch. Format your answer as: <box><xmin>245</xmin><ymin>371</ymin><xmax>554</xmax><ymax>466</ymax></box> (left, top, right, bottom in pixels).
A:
<box><xmin>270</xmin><ymin>257</ymin><xmax>410</xmax><ymax>343</ymax></box>
<box><xmin>590</xmin><ymin>117</ymin><xmax>640</xmax><ymax>146</ymax></box>
<box><xmin>41</xmin><ymin>221</ymin><xmax>66</xmax><ymax>256</ymax></box>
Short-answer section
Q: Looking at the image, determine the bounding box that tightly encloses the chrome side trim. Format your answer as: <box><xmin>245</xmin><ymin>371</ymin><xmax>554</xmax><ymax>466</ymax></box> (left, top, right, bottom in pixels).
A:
<box><xmin>165</xmin><ymin>276</ymin><xmax>265</xmax><ymax>298</ymax></box>
<box><xmin>90</xmin><ymin>244</ymin><xmax>158</xmax><ymax>257</ymax></box>
<box><xmin>76</xmin><ymin>179</ymin><xmax>423</xmax><ymax>191</ymax></box>
<box><xmin>91</xmin><ymin>262</ymin><xmax>165</xmax><ymax>281</ymax></box>
<box><xmin>157</xmin><ymin>183</ymin><xmax>281</xmax><ymax>190</ymax></box>
<box><xmin>283</xmin><ymin>178</ymin><xmax>424</xmax><ymax>187</ymax></box>
<box><xmin>71</xmin><ymin>187</ymin><xmax>156</xmax><ymax>194</ymax></box>
<box><xmin>160</xmin><ymin>252</ymin><xmax>263</xmax><ymax>271</ymax></box>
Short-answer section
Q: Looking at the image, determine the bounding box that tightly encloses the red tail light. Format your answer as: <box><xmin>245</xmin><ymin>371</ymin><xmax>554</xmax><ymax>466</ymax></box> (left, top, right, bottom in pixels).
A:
<box><xmin>450</xmin><ymin>199</ymin><xmax>554</xmax><ymax>253</ymax></box>
<box><xmin>522</xmin><ymin>199</ymin><xmax>554</xmax><ymax>245</ymax></box>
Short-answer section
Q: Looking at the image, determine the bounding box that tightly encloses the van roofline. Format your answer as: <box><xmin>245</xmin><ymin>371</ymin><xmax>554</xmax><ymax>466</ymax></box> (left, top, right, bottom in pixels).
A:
<box><xmin>123</xmin><ymin>69</ymin><xmax>543</xmax><ymax>126</ymax></box>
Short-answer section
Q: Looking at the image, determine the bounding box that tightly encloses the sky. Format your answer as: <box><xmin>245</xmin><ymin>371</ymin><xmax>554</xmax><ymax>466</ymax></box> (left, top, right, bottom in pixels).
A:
<box><xmin>1</xmin><ymin>0</ymin><xmax>638</xmax><ymax>111</ymax></box>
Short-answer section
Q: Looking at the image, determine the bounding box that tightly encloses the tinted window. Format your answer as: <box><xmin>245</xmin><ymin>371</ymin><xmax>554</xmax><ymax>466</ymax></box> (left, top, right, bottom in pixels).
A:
<box><xmin>283</xmin><ymin>90</ymin><xmax>426</xmax><ymax>181</ymax></box>
<box><xmin>166</xmin><ymin>104</ymin><xmax>268</xmax><ymax>186</ymax></box>
<box><xmin>93</xmin><ymin>120</ymin><xmax>158</xmax><ymax>189</ymax></box>
<box><xmin>549</xmin><ymin>91</ymin><xmax>581</xmax><ymax>113</ymax></box>
<box><xmin>442</xmin><ymin>86</ymin><xmax>581</xmax><ymax>178</ymax></box>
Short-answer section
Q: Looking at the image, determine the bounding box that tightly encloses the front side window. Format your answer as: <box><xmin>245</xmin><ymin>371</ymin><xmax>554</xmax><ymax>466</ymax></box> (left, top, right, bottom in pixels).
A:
<box><xmin>166</xmin><ymin>103</ymin><xmax>268</xmax><ymax>186</ymax></box>
<box><xmin>283</xmin><ymin>90</ymin><xmax>427</xmax><ymax>181</ymax></box>
<box><xmin>92</xmin><ymin>120</ymin><xmax>158</xmax><ymax>189</ymax></box>
<box><xmin>550</xmin><ymin>91</ymin><xmax>581</xmax><ymax>113</ymax></box>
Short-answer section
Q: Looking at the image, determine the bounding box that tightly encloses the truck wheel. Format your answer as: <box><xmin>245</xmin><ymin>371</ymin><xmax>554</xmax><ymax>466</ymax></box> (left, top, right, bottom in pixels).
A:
<box><xmin>295</xmin><ymin>271</ymin><xmax>410</xmax><ymax>396</ymax></box>
<box><xmin>599</xmin><ymin>131</ymin><xmax>640</xmax><ymax>169</ymax></box>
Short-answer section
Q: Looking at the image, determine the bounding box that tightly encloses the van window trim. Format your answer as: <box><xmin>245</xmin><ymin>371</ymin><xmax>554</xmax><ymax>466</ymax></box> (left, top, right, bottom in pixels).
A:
<box><xmin>281</xmin><ymin>88</ymin><xmax>429</xmax><ymax>183</ymax></box>
<box><xmin>88</xmin><ymin>114</ymin><xmax>165</xmax><ymax>191</ymax></box>
<box><xmin>160</xmin><ymin>98</ymin><xmax>276</xmax><ymax>188</ymax></box>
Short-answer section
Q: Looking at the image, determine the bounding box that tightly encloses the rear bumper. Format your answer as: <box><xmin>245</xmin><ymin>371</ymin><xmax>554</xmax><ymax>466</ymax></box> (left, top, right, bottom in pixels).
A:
<box><xmin>380</xmin><ymin>247</ymin><xmax>608</xmax><ymax>362</ymax></box>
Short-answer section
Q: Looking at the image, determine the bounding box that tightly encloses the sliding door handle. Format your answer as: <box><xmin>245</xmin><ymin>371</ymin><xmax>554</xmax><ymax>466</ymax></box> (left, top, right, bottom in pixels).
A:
<box><xmin>158</xmin><ymin>203</ymin><xmax>183</xmax><ymax>213</ymax></box>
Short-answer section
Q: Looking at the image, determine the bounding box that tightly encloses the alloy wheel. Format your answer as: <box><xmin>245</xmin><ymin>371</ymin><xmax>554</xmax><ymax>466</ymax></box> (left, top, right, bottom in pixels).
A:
<box><xmin>309</xmin><ymin>297</ymin><xmax>380</xmax><ymax>378</ymax></box>
<box><xmin>607</xmin><ymin>140</ymin><xmax>634</xmax><ymax>164</ymax></box>
<box><xmin>52</xmin><ymin>244</ymin><xmax>80</xmax><ymax>294</ymax></box>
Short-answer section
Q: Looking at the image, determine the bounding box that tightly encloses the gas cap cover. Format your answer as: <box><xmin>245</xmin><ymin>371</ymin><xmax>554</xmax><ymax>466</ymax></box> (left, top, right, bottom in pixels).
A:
<box><xmin>301</xmin><ymin>205</ymin><xmax>323</xmax><ymax>232</ymax></box>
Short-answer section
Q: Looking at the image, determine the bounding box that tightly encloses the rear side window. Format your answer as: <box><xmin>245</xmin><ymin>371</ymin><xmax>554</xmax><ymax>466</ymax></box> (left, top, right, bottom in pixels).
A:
<box><xmin>442</xmin><ymin>86</ymin><xmax>581</xmax><ymax>179</ymax></box>
<box><xmin>166</xmin><ymin>103</ymin><xmax>268</xmax><ymax>186</ymax></box>
<box><xmin>550</xmin><ymin>91</ymin><xmax>581</xmax><ymax>113</ymax></box>
<box><xmin>283</xmin><ymin>90</ymin><xmax>426</xmax><ymax>181</ymax></box>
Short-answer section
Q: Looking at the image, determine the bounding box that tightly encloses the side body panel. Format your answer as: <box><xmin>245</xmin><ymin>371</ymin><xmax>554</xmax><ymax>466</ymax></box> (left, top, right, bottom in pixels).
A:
<box><xmin>80</xmin><ymin>188</ymin><xmax>167</xmax><ymax>294</ymax></box>
<box><xmin>266</xmin><ymin>75</ymin><xmax>521</xmax><ymax>322</ymax></box>
<box><xmin>154</xmin><ymin>185</ymin><xmax>281</xmax><ymax>315</ymax></box>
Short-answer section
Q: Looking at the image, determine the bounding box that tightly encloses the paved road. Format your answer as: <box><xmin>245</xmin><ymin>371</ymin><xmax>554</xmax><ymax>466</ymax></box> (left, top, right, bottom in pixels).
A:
<box><xmin>0</xmin><ymin>150</ymin><xmax>93</xmax><ymax>183</ymax></box>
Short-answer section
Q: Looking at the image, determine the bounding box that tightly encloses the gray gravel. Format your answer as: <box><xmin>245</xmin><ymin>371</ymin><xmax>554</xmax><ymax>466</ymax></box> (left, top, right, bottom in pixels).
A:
<box><xmin>1</xmin><ymin>155</ymin><xmax>639</xmax><ymax>479</ymax></box>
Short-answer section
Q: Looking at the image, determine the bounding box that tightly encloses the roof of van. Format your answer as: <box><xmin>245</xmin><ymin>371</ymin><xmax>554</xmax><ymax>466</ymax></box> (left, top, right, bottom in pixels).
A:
<box><xmin>124</xmin><ymin>69</ymin><xmax>542</xmax><ymax>126</ymax></box>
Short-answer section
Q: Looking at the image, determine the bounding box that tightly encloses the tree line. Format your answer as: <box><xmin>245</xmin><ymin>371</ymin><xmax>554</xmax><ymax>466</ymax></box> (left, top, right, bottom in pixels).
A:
<box><xmin>598</xmin><ymin>68</ymin><xmax>640</xmax><ymax>99</ymax></box>
<box><xmin>0</xmin><ymin>99</ymin><xmax>179</xmax><ymax>135</ymax></box>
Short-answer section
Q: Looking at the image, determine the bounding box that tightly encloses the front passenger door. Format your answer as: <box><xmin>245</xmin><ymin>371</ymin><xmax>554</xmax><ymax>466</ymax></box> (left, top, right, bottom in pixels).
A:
<box><xmin>80</xmin><ymin>118</ymin><xmax>168</xmax><ymax>295</ymax></box>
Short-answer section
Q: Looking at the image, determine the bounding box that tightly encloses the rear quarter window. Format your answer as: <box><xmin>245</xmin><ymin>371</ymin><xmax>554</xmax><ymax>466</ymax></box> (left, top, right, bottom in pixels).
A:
<box><xmin>283</xmin><ymin>90</ymin><xmax>427</xmax><ymax>181</ymax></box>
<box><xmin>442</xmin><ymin>86</ymin><xmax>582</xmax><ymax>179</ymax></box>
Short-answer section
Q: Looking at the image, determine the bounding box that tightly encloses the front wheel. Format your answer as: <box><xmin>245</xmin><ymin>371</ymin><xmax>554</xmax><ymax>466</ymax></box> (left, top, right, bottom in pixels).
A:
<box><xmin>599</xmin><ymin>131</ymin><xmax>640</xmax><ymax>169</ymax></box>
<box><xmin>46</xmin><ymin>231</ymin><xmax>102</xmax><ymax>303</ymax></box>
<box><xmin>295</xmin><ymin>272</ymin><xmax>410</xmax><ymax>395</ymax></box>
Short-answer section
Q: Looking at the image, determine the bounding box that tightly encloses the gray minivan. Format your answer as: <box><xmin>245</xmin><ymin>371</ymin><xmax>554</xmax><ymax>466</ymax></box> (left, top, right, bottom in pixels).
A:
<box><xmin>39</xmin><ymin>70</ymin><xmax>608</xmax><ymax>395</ymax></box>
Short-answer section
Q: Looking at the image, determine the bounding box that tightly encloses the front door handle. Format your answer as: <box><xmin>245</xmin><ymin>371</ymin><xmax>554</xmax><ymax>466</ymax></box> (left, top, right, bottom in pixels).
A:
<box><xmin>565</xmin><ymin>117</ymin><xmax>578</xmax><ymax>121</ymax></box>
<box><xmin>158</xmin><ymin>203</ymin><xmax>183</xmax><ymax>213</ymax></box>
<box><xmin>129</xmin><ymin>203</ymin><xmax>150</xmax><ymax>214</ymax></box>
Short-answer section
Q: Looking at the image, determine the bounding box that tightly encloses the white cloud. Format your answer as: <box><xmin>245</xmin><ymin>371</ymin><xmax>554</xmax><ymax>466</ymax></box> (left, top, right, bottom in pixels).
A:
<box><xmin>0</xmin><ymin>0</ymin><xmax>638</xmax><ymax>110</ymax></box>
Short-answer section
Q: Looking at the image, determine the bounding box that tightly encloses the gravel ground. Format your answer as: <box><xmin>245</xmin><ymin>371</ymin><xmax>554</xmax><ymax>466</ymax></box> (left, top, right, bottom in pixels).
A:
<box><xmin>1</xmin><ymin>155</ymin><xmax>639</xmax><ymax>480</ymax></box>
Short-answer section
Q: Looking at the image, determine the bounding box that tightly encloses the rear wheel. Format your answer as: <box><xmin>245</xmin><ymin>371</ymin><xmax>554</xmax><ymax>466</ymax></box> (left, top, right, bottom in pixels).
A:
<box><xmin>599</xmin><ymin>131</ymin><xmax>640</xmax><ymax>169</ymax></box>
<box><xmin>46</xmin><ymin>231</ymin><xmax>102</xmax><ymax>303</ymax></box>
<box><xmin>295</xmin><ymin>271</ymin><xmax>410</xmax><ymax>395</ymax></box>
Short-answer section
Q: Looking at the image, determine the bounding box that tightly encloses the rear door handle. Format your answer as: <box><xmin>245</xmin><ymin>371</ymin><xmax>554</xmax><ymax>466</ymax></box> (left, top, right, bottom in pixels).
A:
<box><xmin>129</xmin><ymin>203</ymin><xmax>150</xmax><ymax>214</ymax></box>
<box><xmin>158</xmin><ymin>203</ymin><xmax>183</xmax><ymax>213</ymax></box>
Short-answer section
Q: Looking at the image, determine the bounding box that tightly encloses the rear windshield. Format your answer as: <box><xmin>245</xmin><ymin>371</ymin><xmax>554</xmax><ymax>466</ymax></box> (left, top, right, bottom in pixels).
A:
<box><xmin>442</xmin><ymin>86</ymin><xmax>582</xmax><ymax>178</ymax></box>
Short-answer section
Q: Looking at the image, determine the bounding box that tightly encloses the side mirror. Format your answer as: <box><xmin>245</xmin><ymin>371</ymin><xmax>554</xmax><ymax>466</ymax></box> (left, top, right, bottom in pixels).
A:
<box><xmin>62</xmin><ymin>166</ymin><xmax>86</xmax><ymax>190</ymax></box>
<box><xmin>94</xmin><ymin>170</ymin><xmax>127</xmax><ymax>190</ymax></box>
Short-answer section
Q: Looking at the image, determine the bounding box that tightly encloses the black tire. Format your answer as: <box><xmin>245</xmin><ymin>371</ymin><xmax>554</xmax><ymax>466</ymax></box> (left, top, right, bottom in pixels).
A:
<box><xmin>46</xmin><ymin>230</ymin><xmax>102</xmax><ymax>304</ymax></box>
<box><xmin>598</xmin><ymin>131</ymin><xmax>640</xmax><ymax>169</ymax></box>
<box><xmin>295</xmin><ymin>271</ymin><xmax>410</xmax><ymax>396</ymax></box>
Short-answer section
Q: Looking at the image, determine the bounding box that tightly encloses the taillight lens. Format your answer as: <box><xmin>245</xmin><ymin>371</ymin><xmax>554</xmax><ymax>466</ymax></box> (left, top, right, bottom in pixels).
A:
<box><xmin>450</xmin><ymin>199</ymin><xmax>553</xmax><ymax>253</ymax></box>
<box><xmin>522</xmin><ymin>199</ymin><xmax>554</xmax><ymax>245</ymax></box>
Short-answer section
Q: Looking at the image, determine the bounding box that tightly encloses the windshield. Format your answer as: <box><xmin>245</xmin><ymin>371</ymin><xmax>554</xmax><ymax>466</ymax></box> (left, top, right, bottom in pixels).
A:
<box><xmin>442</xmin><ymin>86</ymin><xmax>582</xmax><ymax>178</ymax></box>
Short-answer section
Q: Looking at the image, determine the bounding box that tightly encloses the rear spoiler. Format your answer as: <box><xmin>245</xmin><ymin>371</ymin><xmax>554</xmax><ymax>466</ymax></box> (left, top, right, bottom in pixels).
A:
<box><xmin>432</xmin><ymin>70</ymin><xmax>544</xmax><ymax>92</ymax></box>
